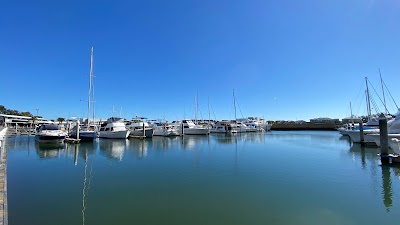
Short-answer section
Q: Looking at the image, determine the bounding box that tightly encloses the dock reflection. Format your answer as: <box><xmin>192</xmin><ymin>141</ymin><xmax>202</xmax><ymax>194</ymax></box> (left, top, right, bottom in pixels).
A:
<box><xmin>347</xmin><ymin>141</ymin><xmax>398</xmax><ymax>212</ymax></box>
<box><xmin>128</xmin><ymin>139</ymin><xmax>149</xmax><ymax>158</ymax></box>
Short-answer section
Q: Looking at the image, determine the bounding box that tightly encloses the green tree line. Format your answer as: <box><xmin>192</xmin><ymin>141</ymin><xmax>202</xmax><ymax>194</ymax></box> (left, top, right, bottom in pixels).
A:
<box><xmin>0</xmin><ymin>105</ymin><xmax>34</xmax><ymax>117</ymax></box>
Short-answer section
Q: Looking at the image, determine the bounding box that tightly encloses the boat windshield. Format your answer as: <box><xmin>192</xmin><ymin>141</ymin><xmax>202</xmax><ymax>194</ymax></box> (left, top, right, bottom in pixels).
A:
<box><xmin>42</xmin><ymin>125</ymin><xmax>59</xmax><ymax>130</ymax></box>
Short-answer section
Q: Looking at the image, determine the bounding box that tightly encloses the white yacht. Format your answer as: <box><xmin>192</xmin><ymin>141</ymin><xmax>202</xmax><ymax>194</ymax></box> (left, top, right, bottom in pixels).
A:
<box><xmin>210</xmin><ymin>121</ymin><xmax>239</xmax><ymax>134</ymax></box>
<box><xmin>98</xmin><ymin>117</ymin><xmax>130</xmax><ymax>139</ymax></box>
<box><xmin>170</xmin><ymin>120</ymin><xmax>209</xmax><ymax>135</ymax></box>
<box><xmin>35</xmin><ymin>124</ymin><xmax>67</xmax><ymax>143</ymax></box>
<box><xmin>152</xmin><ymin>124</ymin><xmax>179</xmax><ymax>137</ymax></box>
<box><xmin>235</xmin><ymin>122</ymin><xmax>248</xmax><ymax>133</ymax></box>
<box><xmin>349</xmin><ymin>110</ymin><xmax>400</xmax><ymax>143</ymax></box>
<box><xmin>127</xmin><ymin>117</ymin><xmax>153</xmax><ymax>138</ymax></box>
<box><xmin>237</xmin><ymin>117</ymin><xmax>266</xmax><ymax>132</ymax></box>
<box><xmin>70</xmin><ymin>124</ymin><xmax>98</xmax><ymax>141</ymax></box>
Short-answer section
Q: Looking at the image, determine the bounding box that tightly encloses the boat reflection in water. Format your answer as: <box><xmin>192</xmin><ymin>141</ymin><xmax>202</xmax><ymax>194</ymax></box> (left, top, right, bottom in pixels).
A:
<box><xmin>99</xmin><ymin>139</ymin><xmax>129</xmax><ymax>161</ymax></box>
<box><xmin>128</xmin><ymin>139</ymin><xmax>149</xmax><ymax>158</ymax></box>
<box><xmin>35</xmin><ymin>142</ymin><xmax>65</xmax><ymax>159</ymax></box>
<box><xmin>151</xmin><ymin>136</ymin><xmax>179</xmax><ymax>152</ymax></box>
<box><xmin>212</xmin><ymin>133</ymin><xmax>266</xmax><ymax>145</ymax></box>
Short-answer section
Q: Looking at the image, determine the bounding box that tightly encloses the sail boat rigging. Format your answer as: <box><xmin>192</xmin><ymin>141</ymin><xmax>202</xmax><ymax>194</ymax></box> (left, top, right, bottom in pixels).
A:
<box><xmin>70</xmin><ymin>47</ymin><xmax>97</xmax><ymax>141</ymax></box>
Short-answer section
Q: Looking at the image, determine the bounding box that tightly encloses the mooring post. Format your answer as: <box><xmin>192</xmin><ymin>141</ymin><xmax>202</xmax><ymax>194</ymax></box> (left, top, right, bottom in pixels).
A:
<box><xmin>359</xmin><ymin>121</ymin><xmax>365</xmax><ymax>146</ymax></box>
<box><xmin>143</xmin><ymin>122</ymin><xmax>145</xmax><ymax>137</ymax></box>
<box><xmin>181</xmin><ymin>123</ymin><xmax>184</xmax><ymax>136</ymax></box>
<box><xmin>379</xmin><ymin>113</ymin><xmax>390</xmax><ymax>164</ymax></box>
<box><xmin>76</xmin><ymin>120</ymin><xmax>80</xmax><ymax>140</ymax></box>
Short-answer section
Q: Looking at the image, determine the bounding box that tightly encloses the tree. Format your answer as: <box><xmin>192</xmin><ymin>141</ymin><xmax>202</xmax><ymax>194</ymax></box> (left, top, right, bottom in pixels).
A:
<box><xmin>57</xmin><ymin>117</ymin><xmax>65</xmax><ymax>124</ymax></box>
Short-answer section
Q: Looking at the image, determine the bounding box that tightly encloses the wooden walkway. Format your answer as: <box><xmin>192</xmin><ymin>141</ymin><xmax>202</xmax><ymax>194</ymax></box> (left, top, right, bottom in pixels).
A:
<box><xmin>0</xmin><ymin>127</ymin><xmax>8</xmax><ymax>225</ymax></box>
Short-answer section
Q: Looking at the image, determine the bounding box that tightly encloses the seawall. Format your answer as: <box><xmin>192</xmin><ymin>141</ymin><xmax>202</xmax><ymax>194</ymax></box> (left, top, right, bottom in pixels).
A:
<box><xmin>271</xmin><ymin>123</ymin><xmax>339</xmax><ymax>131</ymax></box>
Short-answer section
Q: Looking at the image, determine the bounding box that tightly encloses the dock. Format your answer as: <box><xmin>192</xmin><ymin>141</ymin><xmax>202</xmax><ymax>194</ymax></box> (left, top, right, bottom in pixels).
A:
<box><xmin>65</xmin><ymin>138</ymin><xmax>80</xmax><ymax>144</ymax></box>
<box><xmin>129</xmin><ymin>136</ymin><xmax>146</xmax><ymax>139</ymax></box>
<box><xmin>0</xmin><ymin>127</ymin><xmax>8</xmax><ymax>225</ymax></box>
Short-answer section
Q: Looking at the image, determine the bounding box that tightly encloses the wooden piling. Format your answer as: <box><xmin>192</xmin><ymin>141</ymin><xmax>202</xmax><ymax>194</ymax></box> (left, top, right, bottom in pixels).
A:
<box><xmin>379</xmin><ymin>114</ymin><xmax>390</xmax><ymax>165</ymax></box>
<box><xmin>359</xmin><ymin>121</ymin><xmax>365</xmax><ymax>146</ymax></box>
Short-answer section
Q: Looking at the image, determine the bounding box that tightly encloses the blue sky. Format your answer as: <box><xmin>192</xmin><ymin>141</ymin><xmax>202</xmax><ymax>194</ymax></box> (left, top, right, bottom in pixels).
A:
<box><xmin>1</xmin><ymin>0</ymin><xmax>399</xmax><ymax>121</ymax></box>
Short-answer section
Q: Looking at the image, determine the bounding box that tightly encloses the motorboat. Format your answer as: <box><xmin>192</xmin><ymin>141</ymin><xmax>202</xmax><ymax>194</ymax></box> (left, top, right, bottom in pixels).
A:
<box><xmin>35</xmin><ymin>124</ymin><xmax>67</xmax><ymax>143</ymax></box>
<box><xmin>70</xmin><ymin>124</ymin><xmax>98</xmax><ymax>141</ymax></box>
<box><xmin>152</xmin><ymin>124</ymin><xmax>179</xmax><ymax>137</ymax></box>
<box><xmin>127</xmin><ymin>117</ymin><xmax>153</xmax><ymax>138</ymax></box>
<box><xmin>170</xmin><ymin>120</ymin><xmax>209</xmax><ymax>135</ymax></box>
<box><xmin>98</xmin><ymin>117</ymin><xmax>130</xmax><ymax>139</ymax></box>
<box><xmin>210</xmin><ymin>121</ymin><xmax>239</xmax><ymax>134</ymax></box>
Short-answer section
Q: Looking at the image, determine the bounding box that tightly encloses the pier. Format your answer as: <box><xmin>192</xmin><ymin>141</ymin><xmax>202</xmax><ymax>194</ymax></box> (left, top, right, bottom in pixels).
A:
<box><xmin>0</xmin><ymin>127</ymin><xmax>8</xmax><ymax>225</ymax></box>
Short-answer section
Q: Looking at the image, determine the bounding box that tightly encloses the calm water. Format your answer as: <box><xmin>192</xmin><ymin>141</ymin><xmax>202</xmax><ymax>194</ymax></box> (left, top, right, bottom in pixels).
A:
<box><xmin>5</xmin><ymin>131</ymin><xmax>400</xmax><ymax>225</ymax></box>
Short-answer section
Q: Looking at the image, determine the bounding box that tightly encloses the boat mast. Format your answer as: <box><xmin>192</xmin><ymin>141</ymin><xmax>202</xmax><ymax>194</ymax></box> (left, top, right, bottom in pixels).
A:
<box><xmin>365</xmin><ymin>77</ymin><xmax>371</xmax><ymax>119</ymax></box>
<box><xmin>196</xmin><ymin>92</ymin><xmax>199</xmax><ymax>124</ymax></box>
<box><xmin>91</xmin><ymin>47</ymin><xmax>95</xmax><ymax>126</ymax></box>
<box><xmin>350</xmin><ymin>102</ymin><xmax>354</xmax><ymax>123</ymax></box>
<box><xmin>233</xmin><ymin>89</ymin><xmax>237</xmax><ymax>121</ymax></box>
<box><xmin>208</xmin><ymin>97</ymin><xmax>211</xmax><ymax>127</ymax></box>
<box><xmin>379</xmin><ymin>68</ymin><xmax>388</xmax><ymax>114</ymax></box>
<box><xmin>87</xmin><ymin>47</ymin><xmax>93</xmax><ymax>127</ymax></box>
<box><xmin>194</xmin><ymin>94</ymin><xmax>197</xmax><ymax>124</ymax></box>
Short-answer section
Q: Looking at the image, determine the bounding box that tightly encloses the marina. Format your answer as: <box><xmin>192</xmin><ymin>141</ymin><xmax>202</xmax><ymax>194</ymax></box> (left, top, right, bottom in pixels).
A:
<box><xmin>1</xmin><ymin>1</ymin><xmax>400</xmax><ymax>224</ymax></box>
<box><xmin>2</xmin><ymin>131</ymin><xmax>400</xmax><ymax>225</ymax></box>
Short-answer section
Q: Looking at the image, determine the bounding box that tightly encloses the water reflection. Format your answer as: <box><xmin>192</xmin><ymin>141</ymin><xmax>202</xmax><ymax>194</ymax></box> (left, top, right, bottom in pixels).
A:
<box><xmin>381</xmin><ymin>166</ymin><xmax>393</xmax><ymax>211</ymax></box>
<box><xmin>73</xmin><ymin>143</ymin><xmax>95</xmax><ymax>225</ymax></box>
<box><xmin>35</xmin><ymin>142</ymin><xmax>65</xmax><ymax>159</ymax></box>
<box><xmin>128</xmin><ymin>139</ymin><xmax>149</xmax><ymax>158</ymax></box>
<box><xmin>346</xmin><ymin>140</ymin><xmax>397</xmax><ymax>212</ymax></box>
<box><xmin>151</xmin><ymin>136</ymin><xmax>179</xmax><ymax>151</ymax></box>
<box><xmin>99</xmin><ymin>139</ymin><xmax>129</xmax><ymax>161</ymax></box>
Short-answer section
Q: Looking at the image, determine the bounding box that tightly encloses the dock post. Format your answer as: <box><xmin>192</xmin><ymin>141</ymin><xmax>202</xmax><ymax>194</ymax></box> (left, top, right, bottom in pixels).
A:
<box><xmin>359</xmin><ymin>121</ymin><xmax>365</xmax><ymax>146</ymax></box>
<box><xmin>379</xmin><ymin>113</ymin><xmax>390</xmax><ymax>165</ymax></box>
<box><xmin>143</xmin><ymin>122</ymin><xmax>145</xmax><ymax>137</ymax></box>
<box><xmin>76</xmin><ymin>120</ymin><xmax>80</xmax><ymax>140</ymax></box>
<box><xmin>181</xmin><ymin>123</ymin><xmax>184</xmax><ymax>136</ymax></box>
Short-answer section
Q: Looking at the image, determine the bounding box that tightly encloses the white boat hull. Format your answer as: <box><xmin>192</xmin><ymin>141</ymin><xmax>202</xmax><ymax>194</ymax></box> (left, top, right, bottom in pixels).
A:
<box><xmin>129</xmin><ymin>128</ymin><xmax>153</xmax><ymax>138</ymax></box>
<box><xmin>153</xmin><ymin>127</ymin><xmax>179</xmax><ymax>136</ymax></box>
<box><xmin>99</xmin><ymin>130</ymin><xmax>130</xmax><ymax>139</ymax></box>
<box><xmin>35</xmin><ymin>135</ymin><xmax>65</xmax><ymax>143</ymax></box>
<box><xmin>347</xmin><ymin>129</ymin><xmax>378</xmax><ymax>143</ymax></box>
<box><xmin>179</xmin><ymin>128</ymin><xmax>209</xmax><ymax>135</ymax></box>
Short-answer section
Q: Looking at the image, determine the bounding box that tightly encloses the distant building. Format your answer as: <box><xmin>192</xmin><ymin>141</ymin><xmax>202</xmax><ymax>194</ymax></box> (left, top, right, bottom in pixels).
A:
<box><xmin>310</xmin><ymin>117</ymin><xmax>340</xmax><ymax>124</ymax></box>
<box><xmin>341</xmin><ymin>117</ymin><xmax>360</xmax><ymax>124</ymax></box>
<box><xmin>0</xmin><ymin>114</ymin><xmax>32</xmax><ymax>126</ymax></box>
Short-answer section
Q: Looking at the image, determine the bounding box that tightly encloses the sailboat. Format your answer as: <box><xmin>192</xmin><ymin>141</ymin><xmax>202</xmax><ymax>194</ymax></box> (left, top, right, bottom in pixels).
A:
<box><xmin>70</xmin><ymin>47</ymin><xmax>97</xmax><ymax>141</ymax></box>
<box><xmin>347</xmin><ymin>76</ymin><xmax>398</xmax><ymax>143</ymax></box>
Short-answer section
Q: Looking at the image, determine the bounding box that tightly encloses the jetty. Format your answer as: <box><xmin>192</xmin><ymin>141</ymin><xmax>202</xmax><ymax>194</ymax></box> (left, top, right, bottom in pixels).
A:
<box><xmin>0</xmin><ymin>127</ymin><xmax>8</xmax><ymax>225</ymax></box>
